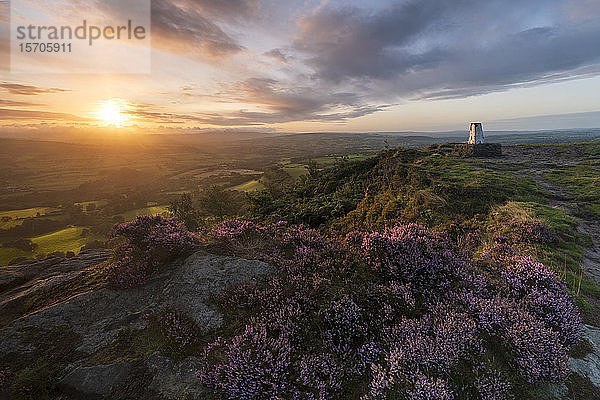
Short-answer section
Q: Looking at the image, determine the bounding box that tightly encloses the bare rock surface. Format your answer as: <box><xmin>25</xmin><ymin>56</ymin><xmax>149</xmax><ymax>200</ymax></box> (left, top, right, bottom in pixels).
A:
<box><xmin>4</xmin><ymin>251</ymin><xmax>272</xmax><ymax>354</ymax></box>
<box><xmin>570</xmin><ymin>325</ymin><xmax>600</xmax><ymax>388</ymax></box>
<box><xmin>58</xmin><ymin>362</ymin><xmax>131</xmax><ymax>397</ymax></box>
<box><xmin>146</xmin><ymin>352</ymin><xmax>206</xmax><ymax>400</ymax></box>
<box><xmin>0</xmin><ymin>250</ymin><xmax>273</xmax><ymax>399</ymax></box>
<box><xmin>0</xmin><ymin>250</ymin><xmax>112</xmax><ymax>327</ymax></box>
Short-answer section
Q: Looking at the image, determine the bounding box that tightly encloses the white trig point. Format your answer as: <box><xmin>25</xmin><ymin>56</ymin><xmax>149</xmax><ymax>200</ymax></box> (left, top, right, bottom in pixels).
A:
<box><xmin>468</xmin><ymin>122</ymin><xmax>484</xmax><ymax>144</ymax></box>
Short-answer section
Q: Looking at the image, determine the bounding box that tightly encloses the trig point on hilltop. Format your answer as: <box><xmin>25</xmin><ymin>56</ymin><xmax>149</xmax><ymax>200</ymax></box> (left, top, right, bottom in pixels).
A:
<box><xmin>434</xmin><ymin>122</ymin><xmax>501</xmax><ymax>157</ymax></box>
<box><xmin>468</xmin><ymin>122</ymin><xmax>484</xmax><ymax>144</ymax></box>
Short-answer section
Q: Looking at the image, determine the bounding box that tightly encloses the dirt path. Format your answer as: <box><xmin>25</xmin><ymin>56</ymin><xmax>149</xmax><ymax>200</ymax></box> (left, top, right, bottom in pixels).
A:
<box><xmin>490</xmin><ymin>145</ymin><xmax>600</xmax><ymax>285</ymax></box>
<box><xmin>526</xmin><ymin>169</ymin><xmax>600</xmax><ymax>284</ymax></box>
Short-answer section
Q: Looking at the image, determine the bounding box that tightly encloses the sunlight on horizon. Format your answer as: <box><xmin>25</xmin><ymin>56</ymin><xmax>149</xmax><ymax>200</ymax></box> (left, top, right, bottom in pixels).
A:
<box><xmin>92</xmin><ymin>98</ymin><xmax>135</xmax><ymax>128</ymax></box>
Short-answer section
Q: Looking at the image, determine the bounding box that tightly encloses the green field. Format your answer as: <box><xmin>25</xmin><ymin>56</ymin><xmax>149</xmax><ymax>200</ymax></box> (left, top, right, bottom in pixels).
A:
<box><xmin>0</xmin><ymin>247</ymin><xmax>29</xmax><ymax>265</ymax></box>
<box><xmin>0</xmin><ymin>207</ymin><xmax>60</xmax><ymax>229</ymax></box>
<box><xmin>0</xmin><ymin>207</ymin><xmax>57</xmax><ymax>219</ymax></box>
<box><xmin>119</xmin><ymin>206</ymin><xmax>170</xmax><ymax>221</ymax></box>
<box><xmin>231</xmin><ymin>180</ymin><xmax>264</xmax><ymax>192</ymax></box>
<box><xmin>75</xmin><ymin>200</ymin><xmax>108</xmax><ymax>209</ymax></box>
<box><xmin>283</xmin><ymin>167</ymin><xmax>309</xmax><ymax>179</ymax></box>
<box><xmin>31</xmin><ymin>227</ymin><xmax>103</xmax><ymax>255</ymax></box>
<box><xmin>0</xmin><ymin>226</ymin><xmax>105</xmax><ymax>265</ymax></box>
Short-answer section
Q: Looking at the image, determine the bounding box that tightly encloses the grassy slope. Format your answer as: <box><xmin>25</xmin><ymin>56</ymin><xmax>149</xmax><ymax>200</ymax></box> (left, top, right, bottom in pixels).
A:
<box><xmin>0</xmin><ymin>227</ymin><xmax>105</xmax><ymax>264</ymax></box>
<box><xmin>0</xmin><ymin>207</ymin><xmax>59</xmax><ymax>229</ymax></box>
<box><xmin>249</xmin><ymin>145</ymin><xmax>599</xmax><ymax>304</ymax></box>
<box><xmin>543</xmin><ymin>161</ymin><xmax>600</xmax><ymax>217</ymax></box>
<box><xmin>231</xmin><ymin>180</ymin><xmax>265</xmax><ymax>192</ymax></box>
<box><xmin>119</xmin><ymin>206</ymin><xmax>169</xmax><ymax>221</ymax></box>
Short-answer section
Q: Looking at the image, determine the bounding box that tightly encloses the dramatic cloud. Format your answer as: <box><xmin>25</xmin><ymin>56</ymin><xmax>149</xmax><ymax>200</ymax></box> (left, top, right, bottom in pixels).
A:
<box><xmin>0</xmin><ymin>83</ymin><xmax>70</xmax><ymax>95</ymax></box>
<box><xmin>294</xmin><ymin>0</ymin><xmax>450</xmax><ymax>81</ymax></box>
<box><xmin>129</xmin><ymin>80</ymin><xmax>390</xmax><ymax>126</ymax></box>
<box><xmin>60</xmin><ymin>0</ymin><xmax>257</xmax><ymax>61</ymax></box>
<box><xmin>0</xmin><ymin>99</ymin><xmax>44</xmax><ymax>107</ymax></box>
<box><xmin>0</xmin><ymin>108</ymin><xmax>92</xmax><ymax>121</ymax></box>
<box><xmin>181</xmin><ymin>0</ymin><xmax>261</xmax><ymax>21</ymax></box>
<box><xmin>205</xmin><ymin>77</ymin><xmax>391</xmax><ymax>124</ymax></box>
<box><xmin>263</xmin><ymin>49</ymin><xmax>289</xmax><ymax>63</ymax></box>
<box><xmin>151</xmin><ymin>0</ymin><xmax>246</xmax><ymax>61</ymax></box>
<box><xmin>2</xmin><ymin>0</ymin><xmax>600</xmax><ymax>129</ymax></box>
<box><xmin>293</xmin><ymin>0</ymin><xmax>600</xmax><ymax>100</ymax></box>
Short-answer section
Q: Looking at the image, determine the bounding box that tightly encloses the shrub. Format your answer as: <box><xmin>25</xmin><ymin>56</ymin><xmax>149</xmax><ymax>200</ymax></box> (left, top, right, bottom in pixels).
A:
<box><xmin>502</xmin><ymin>255</ymin><xmax>581</xmax><ymax>346</ymax></box>
<box><xmin>505</xmin><ymin>314</ymin><xmax>569</xmax><ymax>383</ymax></box>
<box><xmin>512</xmin><ymin>220</ymin><xmax>557</xmax><ymax>244</ymax></box>
<box><xmin>153</xmin><ymin>307</ymin><xmax>199</xmax><ymax>350</ymax></box>
<box><xmin>474</xmin><ymin>365</ymin><xmax>513</xmax><ymax>400</ymax></box>
<box><xmin>198</xmin><ymin>324</ymin><xmax>293</xmax><ymax>400</ymax></box>
<box><xmin>196</xmin><ymin>221</ymin><xmax>580</xmax><ymax>398</ymax></box>
<box><xmin>106</xmin><ymin>215</ymin><xmax>197</xmax><ymax>289</ymax></box>
<box><xmin>355</xmin><ymin>223</ymin><xmax>473</xmax><ymax>294</ymax></box>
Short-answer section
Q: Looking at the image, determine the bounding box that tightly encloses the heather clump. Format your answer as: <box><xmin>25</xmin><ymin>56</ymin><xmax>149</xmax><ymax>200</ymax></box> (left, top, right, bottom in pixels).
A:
<box><xmin>512</xmin><ymin>220</ymin><xmax>557</xmax><ymax>244</ymax></box>
<box><xmin>195</xmin><ymin>220</ymin><xmax>581</xmax><ymax>399</ymax></box>
<box><xmin>154</xmin><ymin>307</ymin><xmax>199</xmax><ymax>349</ymax></box>
<box><xmin>203</xmin><ymin>219</ymin><xmax>333</xmax><ymax>267</ymax></box>
<box><xmin>503</xmin><ymin>257</ymin><xmax>581</xmax><ymax>346</ymax></box>
<box><xmin>106</xmin><ymin>215</ymin><xmax>197</xmax><ymax>289</ymax></box>
<box><xmin>198</xmin><ymin>324</ymin><xmax>293</xmax><ymax>399</ymax></box>
<box><xmin>356</xmin><ymin>223</ymin><xmax>473</xmax><ymax>294</ymax></box>
<box><xmin>505</xmin><ymin>314</ymin><xmax>569</xmax><ymax>383</ymax></box>
<box><xmin>474</xmin><ymin>365</ymin><xmax>513</xmax><ymax>400</ymax></box>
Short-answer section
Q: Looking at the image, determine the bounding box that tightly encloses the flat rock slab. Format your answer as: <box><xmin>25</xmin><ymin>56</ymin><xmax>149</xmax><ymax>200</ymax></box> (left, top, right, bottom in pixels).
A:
<box><xmin>570</xmin><ymin>324</ymin><xmax>600</xmax><ymax>388</ymax></box>
<box><xmin>58</xmin><ymin>362</ymin><xmax>131</xmax><ymax>397</ymax></box>
<box><xmin>146</xmin><ymin>351</ymin><xmax>206</xmax><ymax>400</ymax></box>
<box><xmin>2</xmin><ymin>251</ymin><xmax>273</xmax><ymax>354</ymax></box>
<box><xmin>0</xmin><ymin>250</ymin><xmax>112</xmax><ymax>326</ymax></box>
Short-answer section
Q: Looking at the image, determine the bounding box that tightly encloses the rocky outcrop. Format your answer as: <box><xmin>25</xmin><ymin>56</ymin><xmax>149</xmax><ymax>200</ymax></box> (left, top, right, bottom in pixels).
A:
<box><xmin>0</xmin><ymin>250</ymin><xmax>273</xmax><ymax>399</ymax></box>
<box><xmin>4</xmin><ymin>251</ymin><xmax>272</xmax><ymax>354</ymax></box>
<box><xmin>0</xmin><ymin>250</ymin><xmax>111</xmax><ymax>327</ymax></box>
<box><xmin>59</xmin><ymin>363</ymin><xmax>131</xmax><ymax>397</ymax></box>
<box><xmin>571</xmin><ymin>325</ymin><xmax>600</xmax><ymax>388</ymax></box>
<box><xmin>146</xmin><ymin>352</ymin><xmax>206</xmax><ymax>400</ymax></box>
<box><xmin>452</xmin><ymin>143</ymin><xmax>503</xmax><ymax>158</ymax></box>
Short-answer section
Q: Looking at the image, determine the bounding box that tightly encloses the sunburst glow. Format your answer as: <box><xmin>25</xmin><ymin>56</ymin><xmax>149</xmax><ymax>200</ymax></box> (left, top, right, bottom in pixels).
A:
<box><xmin>93</xmin><ymin>98</ymin><xmax>134</xmax><ymax>127</ymax></box>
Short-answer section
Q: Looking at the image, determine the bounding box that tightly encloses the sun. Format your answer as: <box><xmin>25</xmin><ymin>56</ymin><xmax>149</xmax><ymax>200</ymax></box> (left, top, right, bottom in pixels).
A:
<box><xmin>93</xmin><ymin>98</ymin><xmax>134</xmax><ymax>127</ymax></box>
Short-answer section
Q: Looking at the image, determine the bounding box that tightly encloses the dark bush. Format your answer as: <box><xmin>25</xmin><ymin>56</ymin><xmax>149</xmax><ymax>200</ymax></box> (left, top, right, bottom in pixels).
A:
<box><xmin>106</xmin><ymin>215</ymin><xmax>197</xmax><ymax>289</ymax></box>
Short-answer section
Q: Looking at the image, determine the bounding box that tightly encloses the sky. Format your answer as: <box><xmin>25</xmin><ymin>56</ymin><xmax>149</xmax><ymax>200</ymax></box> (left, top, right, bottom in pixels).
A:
<box><xmin>1</xmin><ymin>0</ymin><xmax>600</xmax><ymax>133</ymax></box>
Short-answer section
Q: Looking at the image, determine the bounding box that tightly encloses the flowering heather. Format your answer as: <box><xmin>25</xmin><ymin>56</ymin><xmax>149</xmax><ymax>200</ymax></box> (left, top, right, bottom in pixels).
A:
<box><xmin>191</xmin><ymin>221</ymin><xmax>581</xmax><ymax>398</ymax></box>
<box><xmin>387</xmin><ymin>311</ymin><xmax>480</xmax><ymax>374</ymax></box>
<box><xmin>105</xmin><ymin>244</ymin><xmax>158</xmax><ymax>288</ymax></box>
<box><xmin>474</xmin><ymin>365</ymin><xmax>513</xmax><ymax>400</ymax></box>
<box><xmin>503</xmin><ymin>255</ymin><xmax>581</xmax><ymax>346</ymax></box>
<box><xmin>355</xmin><ymin>223</ymin><xmax>473</xmax><ymax>294</ymax></box>
<box><xmin>320</xmin><ymin>295</ymin><xmax>369</xmax><ymax>351</ymax></box>
<box><xmin>479</xmin><ymin>238</ymin><xmax>518</xmax><ymax>265</ymax></box>
<box><xmin>506</xmin><ymin>315</ymin><xmax>569</xmax><ymax>383</ymax></box>
<box><xmin>208</xmin><ymin>219</ymin><xmax>269</xmax><ymax>245</ymax></box>
<box><xmin>513</xmin><ymin>220</ymin><xmax>557</xmax><ymax>244</ymax></box>
<box><xmin>112</xmin><ymin>214</ymin><xmax>197</xmax><ymax>257</ymax></box>
<box><xmin>408</xmin><ymin>374</ymin><xmax>454</xmax><ymax>400</ymax></box>
<box><xmin>298</xmin><ymin>353</ymin><xmax>346</xmax><ymax>399</ymax></box>
<box><xmin>106</xmin><ymin>215</ymin><xmax>197</xmax><ymax>289</ymax></box>
<box><xmin>156</xmin><ymin>307</ymin><xmax>198</xmax><ymax>348</ymax></box>
<box><xmin>199</xmin><ymin>324</ymin><xmax>293</xmax><ymax>400</ymax></box>
<box><xmin>204</xmin><ymin>219</ymin><xmax>332</xmax><ymax>265</ymax></box>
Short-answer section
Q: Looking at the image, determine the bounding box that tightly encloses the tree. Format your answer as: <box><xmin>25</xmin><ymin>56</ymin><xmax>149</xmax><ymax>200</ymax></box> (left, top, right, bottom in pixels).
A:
<box><xmin>168</xmin><ymin>193</ymin><xmax>200</xmax><ymax>231</ymax></box>
<box><xmin>260</xmin><ymin>167</ymin><xmax>293</xmax><ymax>199</ymax></box>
